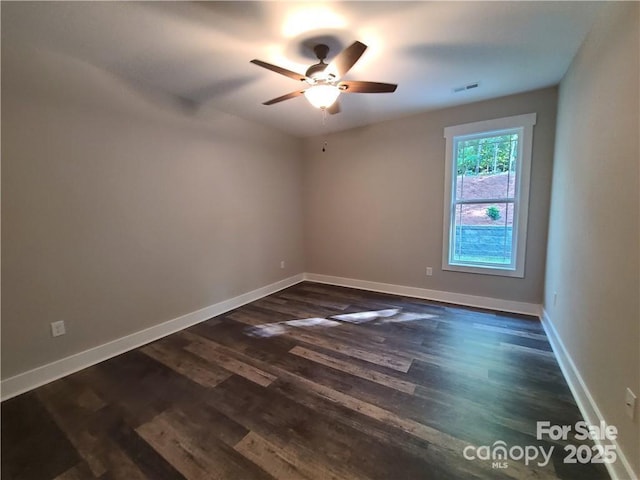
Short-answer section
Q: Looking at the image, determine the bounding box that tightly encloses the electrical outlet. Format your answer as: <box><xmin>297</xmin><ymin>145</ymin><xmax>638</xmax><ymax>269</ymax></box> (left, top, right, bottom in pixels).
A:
<box><xmin>625</xmin><ymin>388</ymin><xmax>637</xmax><ymax>419</ymax></box>
<box><xmin>51</xmin><ymin>320</ymin><xmax>66</xmax><ymax>337</ymax></box>
<box><xmin>280</xmin><ymin>260</ymin><xmax>285</xmax><ymax>269</ymax></box>
<box><xmin>426</xmin><ymin>267</ymin><xmax>433</xmax><ymax>276</ymax></box>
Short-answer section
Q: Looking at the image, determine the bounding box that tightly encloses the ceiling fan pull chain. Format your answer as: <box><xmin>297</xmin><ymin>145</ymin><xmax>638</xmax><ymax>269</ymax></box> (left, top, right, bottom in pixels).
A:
<box><xmin>321</xmin><ymin>108</ymin><xmax>328</xmax><ymax>152</ymax></box>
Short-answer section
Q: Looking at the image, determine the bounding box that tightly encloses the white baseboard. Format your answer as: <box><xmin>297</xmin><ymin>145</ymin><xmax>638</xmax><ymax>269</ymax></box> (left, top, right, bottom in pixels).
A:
<box><xmin>540</xmin><ymin>309</ymin><xmax>637</xmax><ymax>480</ymax></box>
<box><xmin>0</xmin><ymin>274</ymin><xmax>304</xmax><ymax>402</ymax></box>
<box><xmin>304</xmin><ymin>273</ymin><xmax>541</xmax><ymax>316</ymax></box>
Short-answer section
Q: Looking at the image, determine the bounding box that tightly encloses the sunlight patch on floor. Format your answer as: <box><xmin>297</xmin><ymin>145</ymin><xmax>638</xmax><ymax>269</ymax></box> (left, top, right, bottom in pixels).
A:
<box><xmin>244</xmin><ymin>308</ymin><xmax>438</xmax><ymax>338</ymax></box>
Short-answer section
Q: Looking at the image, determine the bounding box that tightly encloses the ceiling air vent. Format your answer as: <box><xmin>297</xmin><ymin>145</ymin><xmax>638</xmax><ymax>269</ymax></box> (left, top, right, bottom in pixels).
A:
<box><xmin>453</xmin><ymin>82</ymin><xmax>479</xmax><ymax>93</ymax></box>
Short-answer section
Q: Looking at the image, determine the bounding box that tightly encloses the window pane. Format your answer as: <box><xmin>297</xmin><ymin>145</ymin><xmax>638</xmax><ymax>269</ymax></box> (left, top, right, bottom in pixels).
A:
<box><xmin>451</xmin><ymin>202</ymin><xmax>514</xmax><ymax>265</ymax></box>
<box><xmin>455</xmin><ymin>134</ymin><xmax>518</xmax><ymax>201</ymax></box>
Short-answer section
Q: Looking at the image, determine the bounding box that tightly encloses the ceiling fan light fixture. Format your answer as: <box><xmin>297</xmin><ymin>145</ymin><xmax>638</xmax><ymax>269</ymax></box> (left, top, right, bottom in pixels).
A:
<box><xmin>304</xmin><ymin>84</ymin><xmax>341</xmax><ymax>109</ymax></box>
<box><xmin>252</xmin><ymin>40</ymin><xmax>397</xmax><ymax>113</ymax></box>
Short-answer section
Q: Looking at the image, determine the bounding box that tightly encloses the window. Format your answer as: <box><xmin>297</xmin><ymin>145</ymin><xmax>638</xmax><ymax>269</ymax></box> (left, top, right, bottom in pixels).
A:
<box><xmin>442</xmin><ymin>113</ymin><xmax>536</xmax><ymax>277</ymax></box>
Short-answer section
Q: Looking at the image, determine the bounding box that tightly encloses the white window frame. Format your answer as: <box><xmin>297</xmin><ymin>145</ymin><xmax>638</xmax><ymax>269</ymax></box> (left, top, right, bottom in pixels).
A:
<box><xmin>442</xmin><ymin>113</ymin><xmax>536</xmax><ymax>278</ymax></box>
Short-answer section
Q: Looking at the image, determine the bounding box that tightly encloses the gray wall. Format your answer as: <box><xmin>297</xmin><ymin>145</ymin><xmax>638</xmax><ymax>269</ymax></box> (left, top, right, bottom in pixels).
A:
<box><xmin>544</xmin><ymin>3</ymin><xmax>639</xmax><ymax>475</ymax></box>
<box><xmin>1</xmin><ymin>45</ymin><xmax>305</xmax><ymax>379</ymax></box>
<box><xmin>303</xmin><ymin>88</ymin><xmax>557</xmax><ymax>304</ymax></box>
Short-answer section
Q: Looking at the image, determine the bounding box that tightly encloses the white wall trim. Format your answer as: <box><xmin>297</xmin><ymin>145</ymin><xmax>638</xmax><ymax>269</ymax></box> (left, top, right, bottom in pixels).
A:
<box><xmin>442</xmin><ymin>113</ymin><xmax>537</xmax><ymax>279</ymax></box>
<box><xmin>0</xmin><ymin>274</ymin><xmax>304</xmax><ymax>402</ymax></box>
<box><xmin>304</xmin><ymin>273</ymin><xmax>541</xmax><ymax>316</ymax></box>
<box><xmin>540</xmin><ymin>308</ymin><xmax>637</xmax><ymax>480</ymax></box>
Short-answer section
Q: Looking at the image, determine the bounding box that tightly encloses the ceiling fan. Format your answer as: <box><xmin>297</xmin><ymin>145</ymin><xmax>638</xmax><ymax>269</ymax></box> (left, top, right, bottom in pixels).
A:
<box><xmin>250</xmin><ymin>41</ymin><xmax>397</xmax><ymax>114</ymax></box>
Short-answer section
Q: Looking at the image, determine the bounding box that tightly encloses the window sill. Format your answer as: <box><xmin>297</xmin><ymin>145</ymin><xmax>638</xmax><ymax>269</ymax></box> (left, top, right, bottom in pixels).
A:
<box><xmin>443</xmin><ymin>263</ymin><xmax>524</xmax><ymax>278</ymax></box>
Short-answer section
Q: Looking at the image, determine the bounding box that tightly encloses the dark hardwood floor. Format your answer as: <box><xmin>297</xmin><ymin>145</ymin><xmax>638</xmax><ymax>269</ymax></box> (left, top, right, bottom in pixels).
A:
<box><xmin>2</xmin><ymin>282</ymin><xmax>610</xmax><ymax>479</ymax></box>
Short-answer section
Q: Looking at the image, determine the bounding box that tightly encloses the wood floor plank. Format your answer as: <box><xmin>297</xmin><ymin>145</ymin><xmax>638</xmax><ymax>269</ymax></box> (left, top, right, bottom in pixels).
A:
<box><xmin>252</xmin><ymin>297</ymin><xmax>322</xmax><ymax>316</ymax></box>
<box><xmin>499</xmin><ymin>342</ymin><xmax>557</xmax><ymax>359</ymax></box>
<box><xmin>234</xmin><ymin>431</ymin><xmax>312</xmax><ymax>480</ymax></box>
<box><xmin>71</xmin><ymin>350</ymin><xmax>208</xmax><ymax>428</ymax></box>
<box><xmin>472</xmin><ymin>322</ymin><xmax>550</xmax><ymax>340</ymax></box>
<box><xmin>53</xmin><ymin>462</ymin><xmax>97</xmax><ymax>480</ymax></box>
<box><xmin>285</xmin><ymin>329</ymin><xmax>413</xmax><ymax>372</ymax></box>
<box><xmin>1</xmin><ymin>392</ymin><xmax>80</xmax><ymax>480</ymax></box>
<box><xmin>309</xmin><ymin>320</ymin><xmax>490</xmax><ymax>379</ymax></box>
<box><xmin>278</xmin><ymin>291</ymin><xmax>351</xmax><ymax>311</ymax></box>
<box><xmin>189</xmin><ymin>319</ymin><xmax>298</xmax><ymax>366</ymax></box>
<box><xmin>166</xmin><ymin>402</ymin><xmax>250</xmax><ymax>450</ymax></box>
<box><xmin>181</xmin><ymin>331</ymin><xmax>277</xmax><ymax>387</ymax></box>
<box><xmin>137</xmin><ymin>412</ymin><xmax>272</xmax><ymax>480</ymax></box>
<box><xmin>36</xmin><ymin>381</ymin><xmax>109</xmax><ymax>477</ymax></box>
<box><xmin>289</xmin><ymin>345</ymin><xmax>417</xmax><ymax>394</ymax></box>
<box><xmin>137</xmin><ymin>415</ymin><xmax>224</xmax><ymax>480</ymax></box>
<box><xmin>141</xmin><ymin>341</ymin><xmax>232</xmax><ymax>388</ymax></box>
<box><xmin>227</xmin><ymin>310</ymin><xmax>275</xmax><ymax>326</ymax></box>
<box><xmin>110</xmin><ymin>419</ymin><xmax>187</xmax><ymax>480</ymax></box>
<box><xmin>407</xmin><ymin>358</ymin><xmax>579</xmax><ymax>428</ymax></box>
<box><xmin>98</xmin><ymin>440</ymin><xmax>149</xmax><ymax>480</ymax></box>
<box><xmin>202</xmin><ymin>376</ymin><xmax>374</xmax><ymax>480</ymax></box>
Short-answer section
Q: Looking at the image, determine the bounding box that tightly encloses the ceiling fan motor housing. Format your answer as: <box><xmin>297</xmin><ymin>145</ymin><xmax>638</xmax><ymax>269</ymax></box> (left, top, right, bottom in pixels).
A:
<box><xmin>305</xmin><ymin>63</ymin><xmax>333</xmax><ymax>82</ymax></box>
<box><xmin>313</xmin><ymin>44</ymin><xmax>330</xmax><ymax>61</ymax></box>
<box><xmin>305</xmin><ymin>44</ymin><xmax>335</xmax><ymax>83</ymax></box>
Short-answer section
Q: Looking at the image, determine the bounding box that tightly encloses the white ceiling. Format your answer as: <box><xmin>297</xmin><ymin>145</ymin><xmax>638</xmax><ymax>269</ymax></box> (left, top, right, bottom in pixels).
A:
<box><xmin>2</xmin><ymin>1</ymin><xmax>603</xmax><ymax>138</ymax></box>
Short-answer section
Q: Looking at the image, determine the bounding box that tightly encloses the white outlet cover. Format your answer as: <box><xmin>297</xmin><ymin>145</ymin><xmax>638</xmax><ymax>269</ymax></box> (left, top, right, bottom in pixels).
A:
<box><xmin>51</xmin><ymin>320</ymin><xmax>66</xmax><ymax>337</ymax></box>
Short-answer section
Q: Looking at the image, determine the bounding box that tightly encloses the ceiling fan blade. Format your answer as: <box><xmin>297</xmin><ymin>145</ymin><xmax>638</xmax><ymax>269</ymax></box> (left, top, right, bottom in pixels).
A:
<box><xmin>250</xmin><ymin>59</ymin><xmax>306</xmax><ymax>82</ymax></box>
<box><xmin>339</xmin><ymin>80</ymin><xmax>398</xmax><ymax>93</ymax></box>
<box><xmin>327</xmin><ymin>41</ymin><xmax>367</xmax><ymax>79</ymax></box>
<box><xmin>262</xmin><ymin>89</ymin><xmax>306</xmax><ymax>105</ymax></box>
<box><xmin>327</xmin><ymin>101</ymin><xmax>341</xmax><ymax>115</ymax></box>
